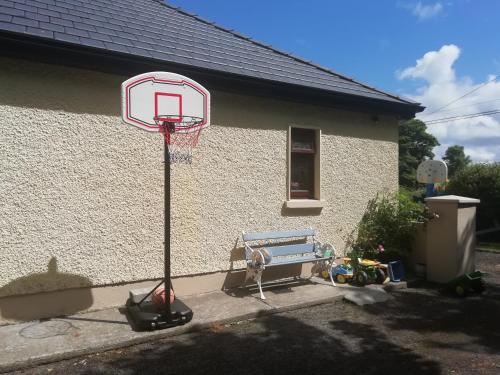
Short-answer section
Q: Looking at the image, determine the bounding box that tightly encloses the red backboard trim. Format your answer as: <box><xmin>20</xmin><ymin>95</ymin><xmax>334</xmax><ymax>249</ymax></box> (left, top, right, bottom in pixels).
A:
<box><xmin>124</xmin><ymin>75</ymin><xmax>209</xmax><ymax>131</ymax></box>
<box><xmin>154</xmin><ymin>92</ymin><xmax>182</xmax><ymax>122</ymax></box>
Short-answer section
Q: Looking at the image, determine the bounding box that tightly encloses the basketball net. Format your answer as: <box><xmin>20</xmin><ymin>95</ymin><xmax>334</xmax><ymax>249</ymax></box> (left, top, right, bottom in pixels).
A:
<box><xmin>155</xmin><ymin>116</ymin><xmax>204</xmax><ymax>164</ymax></box>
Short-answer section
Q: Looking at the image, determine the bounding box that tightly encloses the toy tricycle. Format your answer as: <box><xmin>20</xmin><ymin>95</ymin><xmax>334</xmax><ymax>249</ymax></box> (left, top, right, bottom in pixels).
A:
<box><xmin>331</xmin><ymin>258</ymin><xmax>354</xmax><ymax>284</ymax></box>
<box><xmin>352</xmin><ymin>258</ymin><xmax>386</xmax><ymax>286</ymax></box>
<box><xmin>447</xmin><ymin>271</ymin><xmax>486</xmax><ymax>297</ymax></box>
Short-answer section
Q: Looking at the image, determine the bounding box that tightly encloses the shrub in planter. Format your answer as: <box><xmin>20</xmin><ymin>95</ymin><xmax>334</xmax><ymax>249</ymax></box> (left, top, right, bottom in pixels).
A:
<box><xmin>347</xmin><ymin>191</ymin><xmax>431</xmax><ymax>262</ymax></box>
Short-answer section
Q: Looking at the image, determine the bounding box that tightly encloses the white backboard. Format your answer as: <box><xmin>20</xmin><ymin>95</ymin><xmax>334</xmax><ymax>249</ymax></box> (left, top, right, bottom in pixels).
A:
<box><xmin>417</xmin><ymin>160</ymin><xmax>448</xmax><ymax>183</ymax></box>
<box><xmin>121</xmin><ymin>72</ymin><xmax>210</xmax><ymax>132</ymax></box>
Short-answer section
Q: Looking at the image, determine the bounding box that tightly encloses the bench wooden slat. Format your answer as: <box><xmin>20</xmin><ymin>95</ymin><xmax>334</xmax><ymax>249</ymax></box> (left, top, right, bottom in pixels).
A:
<box><xmin>266</xmin><ymin>255</ymin><xmax>327</xmax><ymax>266</ymax></box>
<box><xmin>243</xmin><ymin>229</ymin><xmax>315</xmax><ymax>242</ymax></box>
<box><xmin>267</xmin><ymin>243</ymin><xmax>315</xmax><ymax>257</ymax></box>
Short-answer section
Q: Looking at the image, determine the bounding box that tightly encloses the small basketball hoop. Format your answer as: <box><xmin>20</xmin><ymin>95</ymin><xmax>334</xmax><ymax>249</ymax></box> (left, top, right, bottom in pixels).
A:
<box><xmin>154</xmin><ymin>115</ymin><xmax>204</xmax><ymax>164</ymax></box>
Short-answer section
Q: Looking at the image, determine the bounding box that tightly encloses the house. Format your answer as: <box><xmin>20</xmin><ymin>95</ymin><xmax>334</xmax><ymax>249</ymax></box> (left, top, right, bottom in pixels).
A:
<box><xmin>0</xmin><ymin>0</ymin><xmax>423</xmax><ymax>323</ymax></box>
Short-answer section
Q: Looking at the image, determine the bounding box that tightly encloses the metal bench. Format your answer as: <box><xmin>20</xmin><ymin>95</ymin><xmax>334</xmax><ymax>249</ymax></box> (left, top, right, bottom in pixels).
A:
<box><xmin>242</xmin><ymin>228</ymin><xmax>337</xmax><ymax>299</ymax></box>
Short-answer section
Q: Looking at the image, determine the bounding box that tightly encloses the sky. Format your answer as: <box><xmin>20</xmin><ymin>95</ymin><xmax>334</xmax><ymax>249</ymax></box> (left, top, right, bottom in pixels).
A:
<box><xmin>169</xmin><ymin>0</ymin><xmax>500</xmax><ymax>162</ymax></box>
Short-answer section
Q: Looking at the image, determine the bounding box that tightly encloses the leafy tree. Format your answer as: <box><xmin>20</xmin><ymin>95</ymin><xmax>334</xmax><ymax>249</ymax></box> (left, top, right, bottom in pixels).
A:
<box><xmin>447</xmin><ymin>163</ymin><xmax>500</xmax><ymax>230</ymax></box>
<box><xmin>399</xmin><ymin>119</ymin><xmax>440</xmax><ymax>189</ymax></box>
<box><xmin>443</xmin><ymin>145</ymin><xmax>471</xmax><ymax>178</ymax></box>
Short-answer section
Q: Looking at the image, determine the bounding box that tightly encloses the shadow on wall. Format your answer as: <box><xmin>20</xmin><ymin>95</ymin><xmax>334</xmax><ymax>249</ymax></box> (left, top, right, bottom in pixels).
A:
<box><xmin>222</xmin><ymin>237</ymin><xmax>250</xmax><ymax>290</ymax></box>
<box><xmin>0</xmin><ymin>257</ymin><xmax>93</xmax><ymax>322</ymax></box>
<box><xmin>212</xmin><ymin>91</ymin><xmax>398</xmax><ymax>143</ymax></box>
<box><xmin>0</xmin><ymin>57</ymin><xmax>397</xmax><ymax>144</ymax></box>
<box><xmin>281</xmin><ymin>203</ymin><xmax>322</xmax><ymax>217</ymax></box>
<box><xmin>458</xmin><ymin>206</ymin><xmax>477</xmax><ymax>275</ymax></box>
<box><xmin>0</xmin><ymin>57</ymin><xmax>121</xmax><ymax>116</ymax></box>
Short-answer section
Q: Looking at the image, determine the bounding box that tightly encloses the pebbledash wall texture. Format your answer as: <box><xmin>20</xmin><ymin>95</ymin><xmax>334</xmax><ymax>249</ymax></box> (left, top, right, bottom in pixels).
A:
<box><xmin>0</xmin><ymin>57</ymin><xmax>398</xmax><ymax>321</ymax></box>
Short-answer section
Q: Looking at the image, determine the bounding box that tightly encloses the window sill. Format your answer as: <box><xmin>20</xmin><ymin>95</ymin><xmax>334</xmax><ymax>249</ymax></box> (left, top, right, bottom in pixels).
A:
<box><xmin>285</xmin><ymin>199</ymin><xmax>325</xmax><ymax>209</ymax></box>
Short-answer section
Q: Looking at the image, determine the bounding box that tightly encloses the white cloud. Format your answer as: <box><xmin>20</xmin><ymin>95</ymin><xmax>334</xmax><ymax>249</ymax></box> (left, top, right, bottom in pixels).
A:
<box><xmin>411</xmin><ymin>2</ymin><xmax>443</xmax><ymax>20</ymax></box>
<box><xmin>397</xmin><ymin>44</ymin><xmax>459</xmax><ymax>83</ymax></box>
<box><xmin>466</xmin><ymin>147</ymin><xmax>498</xmax><ymax>162</ymax></box>
<box><xmin>398</xmin><ymin>44</ymin><xmax>500</xmax><ymax>162</ymax></box>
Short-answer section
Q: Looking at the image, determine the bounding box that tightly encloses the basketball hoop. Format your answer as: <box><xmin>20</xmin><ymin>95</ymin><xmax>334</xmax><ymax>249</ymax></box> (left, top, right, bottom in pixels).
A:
<box><xmin>154</xmin><ymin>115</ymin><xmax>204</xmax><ymax>164</ymax></box>
<box><xmin>122</xmin><ymin>72</ymin><xmax>210</xmax><ymax>329</ymax></box>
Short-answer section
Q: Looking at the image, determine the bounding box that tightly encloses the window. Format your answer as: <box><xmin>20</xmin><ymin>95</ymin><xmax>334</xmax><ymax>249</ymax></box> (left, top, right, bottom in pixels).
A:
<box><xmin>289</xmin><ymin>127</ymin><xmax>320</xmax><ymax>201</ymax></box>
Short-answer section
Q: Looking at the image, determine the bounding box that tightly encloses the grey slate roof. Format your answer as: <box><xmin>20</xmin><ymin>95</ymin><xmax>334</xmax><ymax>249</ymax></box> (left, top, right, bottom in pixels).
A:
<box><xmin>0</xmin><ymin>0</ymin><xmax>418</xmax><ymax>107</ymax></box>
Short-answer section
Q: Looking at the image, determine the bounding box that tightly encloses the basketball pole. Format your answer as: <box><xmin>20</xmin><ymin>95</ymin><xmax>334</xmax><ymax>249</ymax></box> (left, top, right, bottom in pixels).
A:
<box><xmin>164</xmin><ymin>138</ymin><xmax>172</xmax><ymax>323</ymax></box>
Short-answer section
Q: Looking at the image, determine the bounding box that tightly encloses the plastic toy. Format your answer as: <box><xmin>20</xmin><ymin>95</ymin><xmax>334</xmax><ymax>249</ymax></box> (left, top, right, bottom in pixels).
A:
<box><xmin>447</xmin><ymin>271</ymin><xmax>486</xmax><ymax>297</ymax></box>
<box><xmin>387</xmin><ymin>260</ymin><xmax>405</xmax><ymax>282</ymax></box>
<box><xmin>331</xmin><ymin>258</ymin><xmax>354</xmax><ymax>283</ymax></box>
<box><xmin>319</xmin><ymin>244</ymin><xmax>336</xmax><ymax>279</ymax></box>
<box><xmin>353</xmin><ymin>258</ymin><xmax>386</xmax><ymax>286</ymax></box>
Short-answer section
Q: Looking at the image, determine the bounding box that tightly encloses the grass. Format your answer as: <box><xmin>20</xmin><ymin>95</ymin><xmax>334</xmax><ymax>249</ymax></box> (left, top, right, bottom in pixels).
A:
<box><xmin>477</xmin><ymin>242</ymin><xmax>500</xmax><ymax>252</ymax></box>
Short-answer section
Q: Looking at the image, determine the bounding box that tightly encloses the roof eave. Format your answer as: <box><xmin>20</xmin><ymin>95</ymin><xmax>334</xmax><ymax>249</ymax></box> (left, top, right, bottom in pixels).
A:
<box><xmin>0</xmin><ymin>30</ymin><xmax>424</xmax><ymax>118</ymax></box>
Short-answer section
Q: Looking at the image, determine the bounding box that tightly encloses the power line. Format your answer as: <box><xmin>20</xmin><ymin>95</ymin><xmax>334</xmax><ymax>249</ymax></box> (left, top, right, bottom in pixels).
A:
<box><xmin>420</xmin><ymin>98</ymin><xmax>500</xmax><ymax>115</ymax></box>
<box><xmin>426</xmin><ymin>110</ymin><xmax>500</xmax><ymax>124</ymax></box>
<box><xmin>424</xmin><ymin>76</ymin><xmax>498</xmax><ymax>116</ymax></box>
<box><xmin>425</xmin><ymin>109</ymin><xmax>500</xmax><ymax>125</ymax></box>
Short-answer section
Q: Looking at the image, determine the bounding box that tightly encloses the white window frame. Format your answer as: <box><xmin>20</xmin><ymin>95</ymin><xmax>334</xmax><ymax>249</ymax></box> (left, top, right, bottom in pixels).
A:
<box><xmin>286</xmin><ymin>125</ymin><xmax>324</xmax><ymax>209</ymax></box>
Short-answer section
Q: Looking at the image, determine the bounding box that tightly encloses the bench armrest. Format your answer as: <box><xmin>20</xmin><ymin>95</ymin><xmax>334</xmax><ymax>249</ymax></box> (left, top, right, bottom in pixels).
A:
<box><xmin>244</xmin><ymin>243</ymin><xmax>254</xmax><ymax>262</ymax></box>
<box><xmin>315</xmin><ymin>241</ymin><xmax>337</xmax><ymax>258</ymax></box>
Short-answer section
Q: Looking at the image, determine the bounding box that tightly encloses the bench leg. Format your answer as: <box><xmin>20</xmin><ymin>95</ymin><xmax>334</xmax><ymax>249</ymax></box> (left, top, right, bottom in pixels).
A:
<box><xmin>255</xmin><ymin>268</ymin><xmax>266</xmax><ymax>300</ymax></box>
<box><xmin>327</xmin><ymin>260</ymin><xmax>337</xmax><ymax>287</ymax></box>
<box><xmin>243</xmin><ymin>266</ymin><xmax>254</xmax><ymax>287</ymax></box>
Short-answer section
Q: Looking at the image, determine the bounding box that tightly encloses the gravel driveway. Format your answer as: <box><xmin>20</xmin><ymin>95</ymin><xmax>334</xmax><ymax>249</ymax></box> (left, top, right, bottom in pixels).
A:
<box><xmin>10</xmin><ymin>252</ymin><xmax>500</xmax><ymax>375</ymax></box>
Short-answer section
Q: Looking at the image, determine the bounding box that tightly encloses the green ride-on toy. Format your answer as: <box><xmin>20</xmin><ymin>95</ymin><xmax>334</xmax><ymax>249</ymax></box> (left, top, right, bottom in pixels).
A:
<box><xmin>447</xmin><ymin>271</ymin><xmax>486</xmax><ymax>297</ymax></box>
<box><xmin>352</xmin><ymin>258</ymin><xmax>386</xmax><ymax>286</ymax></box>
<box><xmin>331</xmin><ymin>258</ymin><xmax>354</xmax><ymax>284</ymax></box>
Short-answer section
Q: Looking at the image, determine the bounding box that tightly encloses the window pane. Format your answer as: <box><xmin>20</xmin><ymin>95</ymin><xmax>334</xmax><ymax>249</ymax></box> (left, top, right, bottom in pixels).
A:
<box><xmin>291</xmin><ymin>153</ymin><xmax>314</xmax><ymax>199</ymax></box>
<box><xmin>291</xmin><ymin>128</ymin><xmax>315</xmax><ymax>153</ymax></box>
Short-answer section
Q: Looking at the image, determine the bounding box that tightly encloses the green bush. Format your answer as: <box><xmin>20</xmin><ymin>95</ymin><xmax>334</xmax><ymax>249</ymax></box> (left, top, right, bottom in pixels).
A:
<box><xmin>400</xmin><ymin>186</ymin><xmax>426</xmax><ymax>203</ymax></box>
<box><xmin>447</xmin><ymin>163</ymin><xmax>500</xmax><ymax>230</ymax></box>
<box><xmin>347</xmin><ymin>191</ymin><xmax>431</xmax><ymax>262</ymax></box>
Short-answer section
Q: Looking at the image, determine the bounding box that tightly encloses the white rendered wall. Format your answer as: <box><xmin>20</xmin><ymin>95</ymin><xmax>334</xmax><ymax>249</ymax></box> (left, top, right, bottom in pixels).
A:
<box><xmin>0</xmin><ymin>58</ymin><xmax>399</xmax><ymax>297</ymax></box>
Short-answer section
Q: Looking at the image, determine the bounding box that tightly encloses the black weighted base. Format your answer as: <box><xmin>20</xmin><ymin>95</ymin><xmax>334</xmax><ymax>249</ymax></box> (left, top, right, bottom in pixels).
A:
<box><xmin>126</xmin><ymin>298</ymin><xmax>193</xmax><ymax>331</ymax></box>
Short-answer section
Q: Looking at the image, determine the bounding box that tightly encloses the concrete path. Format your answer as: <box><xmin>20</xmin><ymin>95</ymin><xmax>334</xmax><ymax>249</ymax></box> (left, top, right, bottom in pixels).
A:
<box><xmin>344</xmin><ymin>284</ymin><xmax>394</xmax><ymax>305</ymax></box>
<box><xmin>0</xmin><ymin>279</ymin><xmax>382</xmax><ymax>373</ymax></box>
